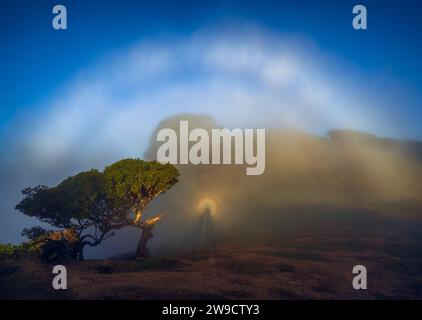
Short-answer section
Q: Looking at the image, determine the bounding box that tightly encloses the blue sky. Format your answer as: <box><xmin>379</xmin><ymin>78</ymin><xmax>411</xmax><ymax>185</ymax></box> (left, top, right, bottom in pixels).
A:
<box><xmin>1</xmin><ymin>0</ymin><xmax>422</xmax><ymax>133</ymax></box>
<box><xmin>1</xmin><ymin>0</ymin><xmax>422</xmax><ymax>244</ymax></box>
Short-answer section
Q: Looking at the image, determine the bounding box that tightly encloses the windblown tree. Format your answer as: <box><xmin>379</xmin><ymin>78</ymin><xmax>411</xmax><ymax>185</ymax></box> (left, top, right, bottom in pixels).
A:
<box><xmin>15</xmin><ymin>159</ymin><xmax>179</xmax><ymax>260</ymax></box>
<box><xmin>103</xmin><ymin>159</ymin><xmax>179</xmax><ymax>258</ymax></box>
<box><xmin>16</xmin><ymin>170</ymin><xmax>119</xmax><ymax>260</ymax></box>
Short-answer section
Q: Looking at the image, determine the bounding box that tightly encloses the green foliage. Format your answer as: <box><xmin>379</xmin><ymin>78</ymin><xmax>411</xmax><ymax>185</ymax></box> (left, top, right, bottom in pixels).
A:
<box><xmin>0</xmin><ymin>243</ymin><xmax>36</xmax><ymax>259</ymax></box>
<box><xmin>0</xmin><ymin>243</ymin><xmax>19</xmax><ymax>258</ymax></box>
<box><xmin>39</xmin><ymin>238</ymin><xmax>76</xmax><ymax>263</ymax></box>
<box><xmin>15</xmin><ymin>185</ymin><xmax>67</xmax><ymax>228</ymax></box>
<box><xmin>1</xmin><ymin>229</ymin><xmax>79</xmax><ymax>262</ymax></box>
<box><xmin>21</xmin><ymin>226</ymin><xmax>47</xmax><ymax>240</ymax></box>
<box><xmin>54</xmin><ymin>169</ymin><xmax>106</xmax><ymax>221</ymax></box>
<box><xmin>15</xmin><ymin>170</ymin><xmax>106</xmax><ymax>228</ymax></box>
<box><xmin>14</xmin><ymin>158</ymin><xmax>180</xmax><ymax>260</ymax></box>
<box><xmin>104</xmin><ymin>159</ymin><xmax>179</xmax><ymax>209</ymax></box>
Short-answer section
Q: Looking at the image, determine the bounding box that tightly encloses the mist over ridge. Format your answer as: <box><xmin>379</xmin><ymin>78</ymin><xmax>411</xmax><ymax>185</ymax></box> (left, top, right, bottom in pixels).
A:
<box><xmin>85</xmin><ymin>113</ymin><xmax>422</xmax><ymax>259</ymax></box>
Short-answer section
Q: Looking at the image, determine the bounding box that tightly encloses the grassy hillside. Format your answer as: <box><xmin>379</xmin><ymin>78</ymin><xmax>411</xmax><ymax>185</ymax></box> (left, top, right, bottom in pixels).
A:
<box><xmin>2</xmin><ymin>221</ymin><xmax>422</xmax><ymax>300</ymax></box>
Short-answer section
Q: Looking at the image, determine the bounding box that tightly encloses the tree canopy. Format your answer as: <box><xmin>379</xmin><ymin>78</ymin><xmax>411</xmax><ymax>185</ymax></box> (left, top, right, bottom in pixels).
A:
<box><xmin>104</xmin><ymin>159</ymin><xmax>179</xmax><ymax>224</ymax></box>
<box><xmin>15</xmin><ymin>159</ymin><xmax>179</xmax><ymax>260</ymax></box>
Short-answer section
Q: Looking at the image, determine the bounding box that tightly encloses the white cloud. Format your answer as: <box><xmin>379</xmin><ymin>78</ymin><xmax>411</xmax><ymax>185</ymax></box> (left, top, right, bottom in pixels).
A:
<box><xmin>8</xmin><ymin>28</ymin><xmax>392</xmax><ymax>170</ymax></box>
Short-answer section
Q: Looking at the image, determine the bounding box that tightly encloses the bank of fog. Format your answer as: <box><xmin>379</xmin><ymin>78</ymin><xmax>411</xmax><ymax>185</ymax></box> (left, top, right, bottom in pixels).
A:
<box><xmin>90</xmin><ymin>114</ymin><xmax>422</xmax><ymax>258</ymax></box>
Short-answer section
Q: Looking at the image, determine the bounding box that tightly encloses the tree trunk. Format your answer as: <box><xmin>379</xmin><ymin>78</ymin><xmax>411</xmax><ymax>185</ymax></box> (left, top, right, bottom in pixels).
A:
<box><xmin>78</xmin><ymin>247</ymin><xmax>84</xmax><ymax>260</ymax></box>
<box><xmin>74</xmin><ymin>242</ymin><xmax>85</xmax><ymax>261</ymax></box>
<box><xmin>135</xmin><ymin>227</ymin><xmax>153</xmax><ymax>258</ymax></box>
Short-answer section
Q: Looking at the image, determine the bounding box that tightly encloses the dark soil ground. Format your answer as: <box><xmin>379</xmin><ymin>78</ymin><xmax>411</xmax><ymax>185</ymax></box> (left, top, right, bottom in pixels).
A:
<box><xmin>1</xmin><ymin>226</ymin><xmax>422</xmax><ymax>299</ymax></box>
